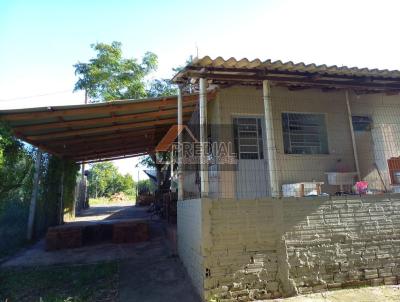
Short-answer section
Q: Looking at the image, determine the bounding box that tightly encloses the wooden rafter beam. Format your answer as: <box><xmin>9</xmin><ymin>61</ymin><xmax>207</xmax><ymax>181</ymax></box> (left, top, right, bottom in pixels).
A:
<box><xmin>185</xmin><ymin>66</ymin><xmax>400</xmax><ymax>83</ymax></box>
<box><xmin>27</xmin><ymin>116</ymin><xmax>190</xmax><ymax>141</ymax></box>
<box><xmin>0</xmin><ymin>91</ymin><xmax>216</xmax><ymax>122</ymax></box>
<box><xmin>70</xmin><ymin>147</ymin><xmax>152</xmax><ymax>162</ymax></box>
<box><xmin>61</xmin><ymin>139</ymin><xmax>157</xmax><ymax>154</ymax></box>
<box><xmin>41</xmin><ymin>127</ymin><xmax>163</xmax><ymax>146</ymax></box>
<box><xmin>186</xmin><ymin>72</ymin><xmax>400</xmax><ymax>91</ymax></box>
<box><xmin>68</xmin><ymin>141</ymin><xmax>156</xmax><ymax>158</ymax></box>
<box><xmin>13</xmin><ymin>106</ymin><xmax>196</xmax><ymax>134</ymax></box>
<box><xmin>77</xmin><ymin>153</ymin><xmax>147</xmax><ymax>164</ymax></box>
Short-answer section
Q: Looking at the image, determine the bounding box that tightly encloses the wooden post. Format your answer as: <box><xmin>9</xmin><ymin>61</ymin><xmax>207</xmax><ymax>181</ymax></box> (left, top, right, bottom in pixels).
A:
<box><xmin>27</xmin><ymin>149</ymin><xmax>42</xmax><ymax>241</ymax></box>
<box><xmin>177</xmin><ymin>86</ymin><xmax>184</xmax><ymax>201</ymax></box>
<box><xmin>263</xmin><ymin>80</ymin><xmax>280</xmax><ymax>197</ymax></box>
<box><xmin>59</xmin><ymin>162</ymin><xmax>65</xmax><ymax>225</ymax></box>
<box><xmin>199</xmin><ymin>78</ymin><xmax>209</xmax><ymax>197</ymax></box>
<box><xmin>345</xmin><ymin>90</ymin><xmax>361</xmax><ymax>181</ymax></box>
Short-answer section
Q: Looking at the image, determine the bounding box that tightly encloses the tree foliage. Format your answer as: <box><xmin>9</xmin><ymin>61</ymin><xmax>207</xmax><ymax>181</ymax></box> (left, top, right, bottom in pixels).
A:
<box><xmin>73</xmin><ymin>41</ymin><xmax>158</xmax><ymax>102</ymax></box>
<box><xmin>0</xmin><ymin>122</ymin><xmax>33</xmax><ymax>203</ymax></box>
<box><xmin>87</xmin><ymin>162</ymin><xmax>134</xmax><ymax>198</ymax></box>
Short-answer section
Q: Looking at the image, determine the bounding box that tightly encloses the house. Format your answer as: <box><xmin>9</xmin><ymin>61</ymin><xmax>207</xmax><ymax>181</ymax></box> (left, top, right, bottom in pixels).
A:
<box><xmin>171</xmin><ymin>57</ymin><xmax>400</xmax><ymax>300</ymax></box>
<box><xmin>2</xmin><ymin>56</ymin><xmax>400</xmax><ymax>300</ymax></box>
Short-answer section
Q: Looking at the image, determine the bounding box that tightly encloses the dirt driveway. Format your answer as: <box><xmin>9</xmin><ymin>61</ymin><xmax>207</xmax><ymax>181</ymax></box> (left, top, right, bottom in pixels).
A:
<box><xmin>2</xmin><ymin>204</ymin><xmax>400</xmax><ymax>302</ymax></box>
<box><xmin>1</xmin><ymin>203</ymin><xmax>200</xmax><ymax>302</ymax></box>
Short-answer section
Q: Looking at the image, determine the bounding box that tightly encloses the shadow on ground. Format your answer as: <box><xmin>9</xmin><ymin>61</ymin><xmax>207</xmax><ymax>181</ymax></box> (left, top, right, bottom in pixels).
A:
<box><xmin>1</xmin><ymin>204</ymin><xmax>200</xmax><ymax>302</ymax></box>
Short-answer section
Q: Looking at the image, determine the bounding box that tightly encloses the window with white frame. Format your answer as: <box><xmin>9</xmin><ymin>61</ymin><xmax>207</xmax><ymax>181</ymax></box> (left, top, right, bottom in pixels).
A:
<box><xmin>233</xmin><ymin>117</ymin><xmax>264</xmax><ymax>159</ymax></box>
<box><xmin>282</xmin><ymin>112</ymin><xmax>329</xmax><ymax>154</ymax></box>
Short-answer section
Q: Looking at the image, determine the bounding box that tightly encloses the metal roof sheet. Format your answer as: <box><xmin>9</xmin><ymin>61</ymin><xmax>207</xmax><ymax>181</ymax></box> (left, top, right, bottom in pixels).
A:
<box><xmin>0</xmin><ymin>92</ymin><xmax>216</xmax><ymax>163</ymax></box>
<box><xmin>173</xmin><ymin>56</ymin><xmax>400</xmax><ymax>92</ymax></box>
<box><xmin>189</xmin><ymin>56</ymin><xmax>400</xmax><ymax>78</ymax></box>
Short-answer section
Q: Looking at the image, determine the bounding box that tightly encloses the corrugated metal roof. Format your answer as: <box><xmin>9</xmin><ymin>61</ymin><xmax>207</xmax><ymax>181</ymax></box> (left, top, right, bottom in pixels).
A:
<box><xmin>173</xmin><ymin>56</ymin><xmax>400</xmax><ymax>92</ymax></box>
<box><xmin>185</xmin><ymin>56</ymin><xmax>400</xmax><ymax>78</ymax></box>
<box><xmin>0</xmin><ymin>92</ymin><xmax>216</xmax><ymax>163</ymax></box>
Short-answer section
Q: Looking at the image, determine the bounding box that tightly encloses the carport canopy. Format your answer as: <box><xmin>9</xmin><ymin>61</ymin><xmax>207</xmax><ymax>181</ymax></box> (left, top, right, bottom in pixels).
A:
<box><xmin>0</xmin><ymin>92</ymin><xmax>215</xmax><ymax>163</ymax></box>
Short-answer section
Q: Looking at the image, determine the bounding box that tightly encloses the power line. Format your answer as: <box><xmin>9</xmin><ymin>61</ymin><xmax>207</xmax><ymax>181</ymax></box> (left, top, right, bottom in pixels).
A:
<box><xmin>0</xmin><ymin>90</ymin><xmax>73</xmax><ymax>102</ymax></box>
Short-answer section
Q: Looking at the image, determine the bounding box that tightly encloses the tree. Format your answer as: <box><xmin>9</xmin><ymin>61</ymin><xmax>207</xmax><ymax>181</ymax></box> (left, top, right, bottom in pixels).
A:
<box><xmin>0</xmin><ymin>123</ymin><xmax>33</xmax><ymax>203</ymax></box>
<box><xmin>73</xmin><ymin>41</ymin><xmax>158</xmax><ymax>102</ymax></box>
<box><xmin>87</xmin><ymin>162</ymin><xmax>135</xmax><ymax>198</ymax></box>
<box><xmin>147</xmin><ymin>79</ymin><xmax>177</xmax><ymax>98</ymax></box>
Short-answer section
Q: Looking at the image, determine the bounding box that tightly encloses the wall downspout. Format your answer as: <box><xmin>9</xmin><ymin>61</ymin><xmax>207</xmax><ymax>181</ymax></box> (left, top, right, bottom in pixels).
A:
<box><xmin>345</xmin><ymin>90</ymin><xmax>361</xmax><ymax>181</ymax></box>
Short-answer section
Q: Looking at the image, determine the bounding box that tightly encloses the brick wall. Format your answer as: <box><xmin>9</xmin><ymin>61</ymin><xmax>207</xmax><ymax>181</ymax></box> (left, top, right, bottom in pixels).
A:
<box><xmin>177</xmin><ymin>195</ymin><xmax>400</xmax><ymax>301</ymax></box>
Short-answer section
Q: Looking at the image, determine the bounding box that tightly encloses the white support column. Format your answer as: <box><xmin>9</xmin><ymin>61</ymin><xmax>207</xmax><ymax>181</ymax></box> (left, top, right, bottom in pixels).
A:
<box><xmin>263</xmin><ymin>80</ymin><xmax>280</xmax><ymax>197</ymax></box>
<box><xmin>27</xmin><ymin>149</ymin><xmax>42</xmax><ymax>240</ymax></box>
<box><xmin>177</xmin><ymin>86</ymin><xmax>184</xmax><ymax>201</ymax></box>
<box><xmin>345</xmin><ymin>90</ymin><xmax>361</xmax><ymax>181</ymax></box>
<box><xmin>199</xmin><ymin>78</ymin><xmax>209</xmax><ymax>197</ymax></box>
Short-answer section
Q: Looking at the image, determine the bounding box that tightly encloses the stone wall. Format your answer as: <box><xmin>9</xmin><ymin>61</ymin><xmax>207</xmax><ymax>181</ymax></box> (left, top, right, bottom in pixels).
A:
<box><xmin>178</xmin><ymin>195</ymin><xmax>400</xmax><ymax>301</ymax></box>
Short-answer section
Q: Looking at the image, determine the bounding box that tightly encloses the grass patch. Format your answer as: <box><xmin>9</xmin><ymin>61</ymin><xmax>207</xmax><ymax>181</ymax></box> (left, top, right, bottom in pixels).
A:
<box><xmin>89</xmin><ymin>195</ymin><xmax>136</xmax><ymax>206</ymax></box>
<box><xmin>0</xmin><ymin>261</ymin><xmax>119</xmax><ymax>302</ymax></box>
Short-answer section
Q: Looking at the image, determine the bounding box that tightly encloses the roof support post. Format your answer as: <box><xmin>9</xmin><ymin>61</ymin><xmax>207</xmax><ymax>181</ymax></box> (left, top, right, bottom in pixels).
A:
<box><xmin>27</xmin><ymin>149</ymin><xmax>42</xmax><ymax>240</ymax></box>
<box><xmin>59</xmin><ymin>161</ymin><xmax>65</xmax><ymax>225</ymax></box>
<box><xmin>263</xmin><ymin>80</ymin><xmax>280</xmax><ymax>197</ymax></box>
<box><xmin>199</xmin><ymin>78</ymin><xmax>209</xmax><ymax>197</ymax></box>
<box><xmin>177</xmin><ymin>85</ymin><xmax>184</xmax><ymax>201</ymax></box>
<box><xmin>345</xmin><ymin>90</ymin><xmax>361</xmax><ymax>180</ymax></box>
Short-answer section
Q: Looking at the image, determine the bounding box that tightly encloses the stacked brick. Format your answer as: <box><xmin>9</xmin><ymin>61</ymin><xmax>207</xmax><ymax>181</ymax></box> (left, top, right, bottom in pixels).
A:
<box><xmin>46</xmin><ymin>219</ymin><xmax>149</xmax><ymax>250</ymax></box>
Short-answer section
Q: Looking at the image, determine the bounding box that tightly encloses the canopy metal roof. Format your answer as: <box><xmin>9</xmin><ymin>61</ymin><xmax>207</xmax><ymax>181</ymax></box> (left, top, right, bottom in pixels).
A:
<box><xmin>174</xmin><ymin>56</ymin><xmax>400</xmax><ymax>93</ymax></box>
<box><xmin>0</xmin><ymin>92</ymin><xmax>216</xmax><ymax>163</ymax></box>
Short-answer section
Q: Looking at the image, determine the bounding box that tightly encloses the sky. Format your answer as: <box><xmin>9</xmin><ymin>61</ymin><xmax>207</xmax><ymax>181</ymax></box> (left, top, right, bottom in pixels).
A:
<box><xmin>1</xmin><ymin>0</ymin><xmax>400</xmax><ymax>177</ymax></box>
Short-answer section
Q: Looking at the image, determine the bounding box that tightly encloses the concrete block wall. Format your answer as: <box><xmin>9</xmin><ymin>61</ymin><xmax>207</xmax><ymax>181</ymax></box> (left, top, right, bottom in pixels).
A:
<box><xmin>203</xmin><ymin>199</ymin><xmax>283</xmax><ymax>300</ymax></box>
<box><xmin>177</xmin><ymin>199</ymin><xmax>210</xmax><ymax>298</ymax></box>
<box><xmin>283</xmin><ymin>195</ymin><xmax>400</xmax><ymax>294</ymax></box>
<box><xmin>177</xmin><ymin>195</ymin><xmax>400</xmax><ymax>301</ymax></box>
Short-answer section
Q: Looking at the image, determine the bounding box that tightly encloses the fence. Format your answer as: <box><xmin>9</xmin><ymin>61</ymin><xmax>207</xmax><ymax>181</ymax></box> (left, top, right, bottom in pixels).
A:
<box><xmin>169</xmin><ymin>86</ymin><xmax>400</xmax><ymax>200</ymax></box>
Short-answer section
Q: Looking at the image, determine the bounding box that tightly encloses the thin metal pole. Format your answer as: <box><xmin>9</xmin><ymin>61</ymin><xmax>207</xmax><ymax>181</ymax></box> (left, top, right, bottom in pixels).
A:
<box><xmin>199</xmin><ymin>78</ymin><xmax>209</xmax><ymax>197</ymax></box>
<box><xmin>345</xmin><ymin>90</ymin><xmax>361</xmax><ymax>180</ymax></box>
<box><xmin>177</xmin><ymin>86</ymin><xmax>184</xmax><ymax>201</ymax></box>
<box><xmin>27</xmin><ymin>149</ymin><xmax>42</xmax><ymax>240</ymax></box>
<box><xmin>59</xmin><ymin>162</ymin><xmax>65</xmax><ymax>225</ymax></box>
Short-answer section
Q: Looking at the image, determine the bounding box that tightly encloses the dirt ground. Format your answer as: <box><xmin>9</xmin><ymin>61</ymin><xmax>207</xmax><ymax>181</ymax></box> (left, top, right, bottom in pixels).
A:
<box><xmin>275</xmin><ymin>285</ymin><xmax>400</xmax><ymax>302</ymax></box>
<box><xmin>2</xmin><ymin>203</ymin><xmax>400</xmax><ymax>302</ymax></box>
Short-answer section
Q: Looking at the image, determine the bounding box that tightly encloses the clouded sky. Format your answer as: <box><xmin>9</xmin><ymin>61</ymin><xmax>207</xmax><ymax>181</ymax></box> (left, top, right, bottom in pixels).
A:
<box><xmin>1</xmin><ymin>0</ymin><xmax>399</xmax><ymax>176</ymax></box>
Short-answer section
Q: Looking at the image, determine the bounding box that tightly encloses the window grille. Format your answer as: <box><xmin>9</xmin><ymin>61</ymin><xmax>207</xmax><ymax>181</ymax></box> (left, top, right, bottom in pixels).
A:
<box><xmin>233</xmin><ymin>117</ymin><xmax>264</xmax><ymax>159</ymax></box>
<box><xmin>282</xmin><ymin>112</ymin><xmax>328</xmax><ymax>154</ymax></box>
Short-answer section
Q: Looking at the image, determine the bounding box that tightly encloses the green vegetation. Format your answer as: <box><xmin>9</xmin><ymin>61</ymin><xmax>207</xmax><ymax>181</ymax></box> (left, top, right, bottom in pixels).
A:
<box><xmin>0</xmin><ymin>122</ymin><xmax>79</xmax><ymax>258</ymax></box>
<box><xmin>0</xmin><ymin>261</ymin><xmax>119</xmax><ymax>302</ymax></box>
<box><xmin>73</xmin><ymin>41</ymin><xmax>176</xmax><ymax>102</ymax></box>
<box><xmin>87</xmin><ymin>162</ymin><xmax>135</xmax><ymax>199</ymax></box>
